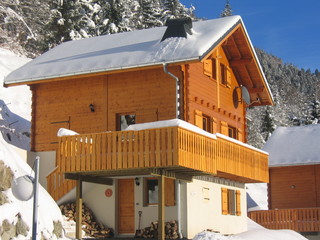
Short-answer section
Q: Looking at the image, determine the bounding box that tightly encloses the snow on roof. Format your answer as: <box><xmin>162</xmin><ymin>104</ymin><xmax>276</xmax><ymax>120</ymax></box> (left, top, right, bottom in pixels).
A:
<box><xmin>263</xmin><ymin>125</ymin><xmax>320</xmax><ymax>167</ymax></box>
<box><xmin>5</xmin><ymin>16</ymin><xmax>244</xmax><ymax>85</ymax></box>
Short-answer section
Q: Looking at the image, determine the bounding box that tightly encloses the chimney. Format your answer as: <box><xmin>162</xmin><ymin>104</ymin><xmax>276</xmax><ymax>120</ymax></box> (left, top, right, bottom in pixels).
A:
<box><xmin>161</xmin><ymin>17</ymin><xmax>193</xmax><ymax>42</ymax></box>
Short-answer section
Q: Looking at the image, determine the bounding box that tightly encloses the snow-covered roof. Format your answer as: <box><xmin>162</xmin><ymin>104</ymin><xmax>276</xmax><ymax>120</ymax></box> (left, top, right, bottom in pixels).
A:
<box><xmin>4</xmin><ymin>16</ymin><xmax>257</xmax><ymax>85</ymax></box>
<box><xmin>263</xmin><ymin>125</ymin><xmax>320</xmax><ymax>167</ymax></box>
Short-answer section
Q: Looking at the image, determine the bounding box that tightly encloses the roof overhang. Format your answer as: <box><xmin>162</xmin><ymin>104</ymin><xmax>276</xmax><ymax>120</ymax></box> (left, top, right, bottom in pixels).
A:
<box><xmin>201</xmin><ymin>21</ymin><xmax>274</xmax><ymax>106</ymax></box>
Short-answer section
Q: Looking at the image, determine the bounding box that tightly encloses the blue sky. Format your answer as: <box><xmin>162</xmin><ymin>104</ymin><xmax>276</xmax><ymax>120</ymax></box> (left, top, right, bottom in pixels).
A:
<box><xmin>180</xmin><ymin>0</ymin><xmax>320</xmax><ymax>72</ymax></box>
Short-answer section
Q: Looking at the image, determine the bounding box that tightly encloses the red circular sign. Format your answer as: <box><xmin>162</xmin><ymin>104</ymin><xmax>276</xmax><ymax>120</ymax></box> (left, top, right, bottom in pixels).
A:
<box><xmin>105</xmin><ymin>189</ymin><xmax>113</xmax><ymax>197</ymax></box>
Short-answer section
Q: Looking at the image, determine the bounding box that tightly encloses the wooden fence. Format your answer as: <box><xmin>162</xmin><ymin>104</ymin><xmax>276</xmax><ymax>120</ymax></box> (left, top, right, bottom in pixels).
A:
<box><xmin>248</xmin><ymin>208</ymin><xmax>320</xmax><ymax>232</ymax></box>
<box><xmin>47</xmin><ymin>126</ymin><xmax>269</xmax><ymax>200</ymax></box>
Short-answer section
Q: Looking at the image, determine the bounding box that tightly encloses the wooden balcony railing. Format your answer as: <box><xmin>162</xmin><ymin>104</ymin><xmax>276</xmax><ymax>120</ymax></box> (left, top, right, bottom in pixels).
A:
<box><xmin>48</xmin><ymin>126</ymin><xmax>268</xmax><ymax>200</ymax></box>
<box><xmin>248</xmin><ymin>208</ymin><xmax>320</xmax><ymax>232</ymax></box>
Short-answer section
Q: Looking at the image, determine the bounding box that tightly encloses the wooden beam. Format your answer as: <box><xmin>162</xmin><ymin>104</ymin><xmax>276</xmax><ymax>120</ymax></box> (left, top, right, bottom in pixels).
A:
<box><xmin>248</xmin><ymin>87</ymin><xmax>264</xmax><ymax>94</ymax></box>
<box><xmin>76</xmin><ymin>179</ymin><xmax>83</xmax><ymax>239</ymax></box>
<box><xmin>158</xmin><ymin>174</ymin><xmax>165</xmax><ymax>240</ymax></box>
<box><xmin>64</xmin><ymin>173</ymin><xmax>113</xmax><ymax>185</ymax></box>
<box><xmin>150</xmin><ymin>169</ymin><xmax>193</xmax><ymax>182</ymax></box>
<box><xmin>230</xmin><ymin>58</ymin><xmax>253</xmax><ymax>66</ymax></box>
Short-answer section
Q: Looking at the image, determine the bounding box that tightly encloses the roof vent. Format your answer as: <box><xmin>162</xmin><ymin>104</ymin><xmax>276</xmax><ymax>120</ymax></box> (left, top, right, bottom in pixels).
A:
<box><xmin>161</xmin><ymin>17</ymin><xmax>193</xmax><ymax>42</ymax></box>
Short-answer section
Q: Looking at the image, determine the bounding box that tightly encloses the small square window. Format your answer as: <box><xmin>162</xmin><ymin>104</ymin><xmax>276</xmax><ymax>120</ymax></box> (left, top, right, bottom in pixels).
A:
<box><xmin>117</xmin><ymin>114</ymin><xmax>135</xmax><ymax>130</ymax></box>
<box><xmin>145</xmin><ymin>178</ymin><xmax>159</xmax><ymax>205</ymax></box>
<box><xmin>228</xmin><ymin>126</ymin><xmax>237</xmax><ymax>139</ymax></box>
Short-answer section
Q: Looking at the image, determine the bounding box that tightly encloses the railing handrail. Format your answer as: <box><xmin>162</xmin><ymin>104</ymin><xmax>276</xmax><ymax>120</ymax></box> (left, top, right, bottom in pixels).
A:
<box><xmin>248</xmin><ymin>208</ymin><xmax>320</xmax><ymax>232</ymax></box>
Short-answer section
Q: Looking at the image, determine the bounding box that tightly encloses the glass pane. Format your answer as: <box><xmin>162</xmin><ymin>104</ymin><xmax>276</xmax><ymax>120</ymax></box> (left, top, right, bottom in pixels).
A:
<box><xmin>147</xmin><ymin>179</ymin><xmax>158</xmax><ymax>204</ymax></box>
<box><xmin>119</xmin><ymin>114</ymin><xmax>135</xmax><ymax>130</ymax></box>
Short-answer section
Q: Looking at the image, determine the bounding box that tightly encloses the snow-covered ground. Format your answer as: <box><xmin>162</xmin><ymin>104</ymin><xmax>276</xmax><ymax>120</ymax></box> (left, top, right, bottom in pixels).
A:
<box><xmin>0</xmin><ymin>47</ymin><xmax>308</xmax><ymax>240</ymax></box>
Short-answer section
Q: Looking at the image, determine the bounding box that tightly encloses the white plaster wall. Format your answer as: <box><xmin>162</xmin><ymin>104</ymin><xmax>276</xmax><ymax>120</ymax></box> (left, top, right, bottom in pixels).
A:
<box><xmin>83</xmin><ymin>182</ymin><xmax>116</xmax><ymax>229</ymax></box>
<box><xmin>186</xmin><ymin>178</ymin><xmax>247</xmax><ymax>238</ymax></box>
<box><xmin>27</xmin><ymin>151</ymin><xmax>56</xmax><ymax>189</ymax></box>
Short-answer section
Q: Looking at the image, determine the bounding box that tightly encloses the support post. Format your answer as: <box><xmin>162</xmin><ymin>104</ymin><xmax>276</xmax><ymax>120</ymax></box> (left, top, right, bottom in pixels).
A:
<box><xmin>158</xmin><ymin>174</ymin><xmax>165</xmax><ymax>240</ymax></box>
<box><xmin>76</xmin><ymin>179</ymin><xmax>83</xmax><ymax>239</ymax></box>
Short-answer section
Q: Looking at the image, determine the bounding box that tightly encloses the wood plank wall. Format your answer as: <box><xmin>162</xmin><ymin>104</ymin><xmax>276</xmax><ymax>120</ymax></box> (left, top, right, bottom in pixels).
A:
<box><xmin>269</xmin><ymin>165</ymin><xmax>320</xmax><ymax>209</ymax></box>
<box><xmin>184</xmin><ymin>46</ymin><xmax>246</xmax><ymax>142</ymax></box>
<box><xmin>31</xmin><ymin>67</ymin><xmax>179</xmax><ymax>151</ymax></box>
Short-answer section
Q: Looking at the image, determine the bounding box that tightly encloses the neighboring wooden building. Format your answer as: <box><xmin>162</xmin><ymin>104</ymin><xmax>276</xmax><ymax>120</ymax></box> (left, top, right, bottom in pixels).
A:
<box><xmin>5</xmin><ymin>16</ymin><xmax>273</xmax><ymax>239</ymax></box>
<box><xmin>249</xmin><ymin>125</ymin><xmax>320</xmax><ymax>235</ymax></box>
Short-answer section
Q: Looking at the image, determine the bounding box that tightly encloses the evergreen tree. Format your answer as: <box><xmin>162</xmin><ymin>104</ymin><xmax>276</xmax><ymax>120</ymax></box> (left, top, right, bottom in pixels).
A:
<box><xmin>137</xmin><ymin>0</ymin><xmax>162</xmax><ymax>29</ymax></box>
<box><xmin>161</xmin><ymin>0</ymin><xmax>189</xmax><ymax>21</ymax></box>
<box><xmin>305</xmin><ymin>99</ymin><xmax>320</xmax><ymax>124</ymax></box>
<box><xmin>220</xmin><ymin>0</ymin><xmax>232</xmax><ymax>17</ymax></box>
<box><xmin>261</xmin><ymin>107</ymin><xmax>275</xmax><ymax>141</ymax></box>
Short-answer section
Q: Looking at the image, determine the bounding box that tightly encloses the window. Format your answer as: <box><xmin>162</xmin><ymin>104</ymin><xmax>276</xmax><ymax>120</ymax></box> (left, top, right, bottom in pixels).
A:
<box><xmin>202</xmin><ymin>115</ymin><xmax>212</xmax><ymax>133</ymax></box>
<box><xmin>221</xmin><ymin>188</ymin><xmax>241</xmax><ymax>216</ymax></box>
<box><xmin>228</xmin><ymin>126</ymin><xmax>237</xmax><ymax>139</ymax></box>
<box><xmin>144</xmin><ymin>178</ymin><xmax>175</xmax><ymax>206</ymax></box>
<box><xmin>195</xmin><ymin>110</ymin><xmax>217</xmax><ymax>134</ymax></box>
<box><xmin>220</xmin><ymin>63</ymin><xmax>231</xmax><ymax>87</ymax></box>
<box><xmin>117</xmin><ymin>114</ymin><xmax>135</xmax><ymax>130</ymax></box>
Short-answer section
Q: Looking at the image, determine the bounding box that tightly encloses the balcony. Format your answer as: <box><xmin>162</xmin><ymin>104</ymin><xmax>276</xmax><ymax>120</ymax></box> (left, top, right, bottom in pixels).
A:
<box><xmin>47</xmin><ymin>125</ymin><xmax>269</xmax><ymax>200</ymax></box>
<box><xmin>248</xmin><ymin>208</ymin><xmax>320</xmax><ymax>232</ymax></box>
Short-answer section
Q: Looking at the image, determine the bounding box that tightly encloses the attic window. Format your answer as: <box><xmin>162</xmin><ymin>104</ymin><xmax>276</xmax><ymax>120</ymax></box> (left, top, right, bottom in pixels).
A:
<box><xmin>220</xmin><ymin>63</ymin><xmax>231</xmax><ymax>87</ymax></box>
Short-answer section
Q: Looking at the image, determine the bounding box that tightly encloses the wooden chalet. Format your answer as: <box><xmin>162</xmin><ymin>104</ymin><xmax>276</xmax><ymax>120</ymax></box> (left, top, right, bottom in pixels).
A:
<box><xmin>5</xmin><ymin>16</ymin><xmax>273</xmax><ymax>239</ymax></box>
<box><xmin>249</xmin><ymin>125</ymin><xmax>320</xmax><ymax>236</ymax></box>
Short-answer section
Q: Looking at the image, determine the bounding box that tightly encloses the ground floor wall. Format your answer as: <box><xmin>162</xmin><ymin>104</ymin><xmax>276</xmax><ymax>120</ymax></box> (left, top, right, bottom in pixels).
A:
<box><xmin>186</xmin><ymin>177</ymin><xmax>247</xmax><ymax>237</ymax></box>
<box><xmin>80</xmin><ymin>176</ymin><xmax>247</xmax><ymax>239</ymax></box>
<box><xmin>27</xmin><ymin>151</ymin><xmax>56</xmax><ymax>190</ymax></box>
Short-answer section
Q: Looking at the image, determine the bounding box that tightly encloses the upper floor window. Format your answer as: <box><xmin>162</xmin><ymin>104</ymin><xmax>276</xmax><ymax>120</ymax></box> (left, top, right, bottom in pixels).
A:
<box><xmin>195</xmin><ymin>110</ymin><xmax>217</xmax><ymax>134</ymax></box>
<box><xmin>220</xmin><ymin>63</ymin><xmax>231</xmax><ymax>87</ymax></box>
<box><xmin>228</xmin><ymin>126</ymin><xmax>237</xmax><ymax>139</ymax></box>
<box><xmin>117</xmin><ymin>114</ymin><xmax>135</xmax><ymax>130</ymax></box>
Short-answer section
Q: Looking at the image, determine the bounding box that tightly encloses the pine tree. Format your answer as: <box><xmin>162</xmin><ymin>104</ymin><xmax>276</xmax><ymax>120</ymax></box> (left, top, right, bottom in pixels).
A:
<box><xmin>261</xmin><ymin>107</ymin><xmax>275</xmax><ymax>141</ymax></box>
<box><xmin>137</xmin><ymin>0</ymin><xmax>162</xmax><ymax>29</ymax></box>
<box><xmin>220</xmin><ymin>0</ymin><xmax>232</xmax><ymax>17</ymax></box>
<box><xmin>305</xmin><ymin>99</ymin><xmax>320</xmax><ymax>124</ymax></box>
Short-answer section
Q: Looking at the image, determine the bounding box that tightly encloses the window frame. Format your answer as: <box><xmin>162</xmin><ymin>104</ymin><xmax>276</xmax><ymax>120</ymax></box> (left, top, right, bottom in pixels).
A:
<box><xmin>116</xmin><ymin>113</ymin><xmax>136</xmax><ymax>131</ymax></box>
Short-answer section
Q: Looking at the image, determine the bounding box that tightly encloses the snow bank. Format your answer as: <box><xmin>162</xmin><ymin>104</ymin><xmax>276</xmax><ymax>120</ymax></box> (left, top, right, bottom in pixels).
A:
<box><xmin>0</xmin><ymin>133</ymin><xmax>64</xmax><ymax>239</ymax></box>
<box><xmin>192</xmin><ymin>218</ymin><xmax>307</xmax><ymax>240</ymax></box>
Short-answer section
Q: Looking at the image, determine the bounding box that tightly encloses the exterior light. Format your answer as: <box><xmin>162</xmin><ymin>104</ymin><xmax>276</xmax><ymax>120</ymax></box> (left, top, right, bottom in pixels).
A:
<box><xmin>135</xmin><ymin>177</ymin><xmax>140</xmax><ymax>186</ymax></box>
<box><xmin>89</xmin><ymin>104</ymin><xmax>95</xmax><ymax>112</ymax></box>
<box><xmin>11</xmin><ymin>156</ymin><xmax>40</xmax><ymax>240</ymax></box>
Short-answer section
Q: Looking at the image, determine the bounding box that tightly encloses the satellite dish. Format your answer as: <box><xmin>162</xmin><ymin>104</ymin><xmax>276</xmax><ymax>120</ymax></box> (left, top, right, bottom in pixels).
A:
<box><xmin>11</xmin><ymin>175</ymin><xmax>34</xmax><ymax>201</ymax></box>
<box><xmin>241</xmin><ymin>86</ymin><xmax>251</xmax><ymax>105</ymax></box>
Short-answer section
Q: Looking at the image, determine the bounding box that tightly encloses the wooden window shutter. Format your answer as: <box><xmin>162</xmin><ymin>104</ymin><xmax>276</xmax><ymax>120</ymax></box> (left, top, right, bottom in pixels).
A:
<box><xmin>211</xmin><ymin>118</ymin><xmax>217</xmax><ymax>133</ymax></box>
<box><xmin>203</xmin><ymin>59</ymin><xmax>213</xmax><ymax>77</ymax></box>
<box><xmin>165</xmin><ymin>178</ymin><xmax>175</xmax><ymax>206</ymax></box>
<box><xmin>221</xmin><ymin>188</ymin><xmax>228</xmax><ymax>215</ymax></box>
<box><xmin>195</xmin><ymin>110</ymin><xmax>203</xmax><ymax>129</ymax></box>
<box><xmin>237</xmin><ymin>129</ymin><xmax>243</xmax><ymax>142</ymax></box>
<box><xmin>236</xmin><ymin>190</ymin><xmax>241</xmax><ymax>216</ymax></box>
<box><xmin>220</xmin><ymin>121</ymin><xmax>229</xmax><ymax>136</ymax></box>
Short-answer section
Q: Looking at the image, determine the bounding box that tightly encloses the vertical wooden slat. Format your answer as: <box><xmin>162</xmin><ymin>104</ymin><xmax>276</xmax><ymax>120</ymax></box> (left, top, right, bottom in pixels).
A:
<box><xmin>145</xmin><ymin>130</ymin><xmax>150</xmax><ymax>167</ymax></box>
<box><xmin>156</xmin><ymin>129</ymin><xmax>161</xmax><ymax>167</ymax></box>
<box><xmin>128</xmin><ymin>131</ymin><xmax>133</xmax><ymax>168</ymax></box>
<box><xmin>139</xmin><ymin>131</ymin><xmax>144</xmax><ymax>167</ymax></box>
<box><xmin>76</xmin><ymin>179</ymin><xmax>83</xmax><ymax>239</ymax></box>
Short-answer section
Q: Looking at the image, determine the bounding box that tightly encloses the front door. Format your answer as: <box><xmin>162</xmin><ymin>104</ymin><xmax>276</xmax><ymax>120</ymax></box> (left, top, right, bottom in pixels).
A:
<box><xmin>118</xmin><ymin>179</ymin><xmax>135</xmax><ymax>234</ymax></box>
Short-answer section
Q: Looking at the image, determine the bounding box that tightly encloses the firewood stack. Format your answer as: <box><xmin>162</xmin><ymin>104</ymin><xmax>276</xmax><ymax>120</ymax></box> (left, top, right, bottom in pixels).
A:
<box><xmin>59</xmin><ymin>202</ymin><xmax>113</xmax><ymax>238</ymax></box>
<box><xmin>137</xmin><ymin>220</ymin><xmax>179</xmax><ymax>239</ymax></box>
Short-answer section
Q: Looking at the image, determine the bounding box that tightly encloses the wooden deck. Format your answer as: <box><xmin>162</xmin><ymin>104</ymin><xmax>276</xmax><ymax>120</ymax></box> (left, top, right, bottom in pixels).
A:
<box><xmin>248</xmin><ymin>208</ymin><xmax>320</xmax><ymax>232</ymax></box>
<box><xmin>47</xmin><ymin>126</ymin><xmax>268</xmax><ymax>200</ymax></box>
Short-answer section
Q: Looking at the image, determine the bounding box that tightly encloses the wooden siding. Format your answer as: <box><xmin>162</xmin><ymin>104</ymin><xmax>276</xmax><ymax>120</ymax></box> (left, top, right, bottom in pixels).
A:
<box><xmin>31</xmin><ymin>67</ymin><xmax>179</xmax><ymax>151</ymax></box>
<box><xmin>269</xmin><ymin>165</ymin><xmax>320</xmax><ymax>209</ymax></box>
<box><xmin>47</xmin><ymin>126</ymin><xmax>268</xmax><ymax>200</ymax></box>
<box><xmin>184</xmin><ymin>45</ymin><xmax>246</xmax><ymax>142</ymax></box>
<box><xmin>249</xmin><ymin>208</ymin><xmax>320</xmax><ymax>232</ymax></box>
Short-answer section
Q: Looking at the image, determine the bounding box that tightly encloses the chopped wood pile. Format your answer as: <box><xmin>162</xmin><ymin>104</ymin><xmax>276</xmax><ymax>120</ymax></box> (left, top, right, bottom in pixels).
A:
<box><xmin>59</xmin><ymin>202</ymin><xmax>113</xmax><ymax>238</ymax></box>
<box><xmin>135</xmin><ymin>220</ymin><xmax>179</xmax><ymax>239</ymax></box>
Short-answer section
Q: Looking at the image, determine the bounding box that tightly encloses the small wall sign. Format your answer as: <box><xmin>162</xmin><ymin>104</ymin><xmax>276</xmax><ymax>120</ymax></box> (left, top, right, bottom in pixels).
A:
<box><xmin>105</xmin><ymin>188</ymin><xmax>113</xmax><ymax>197</ymax></box>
